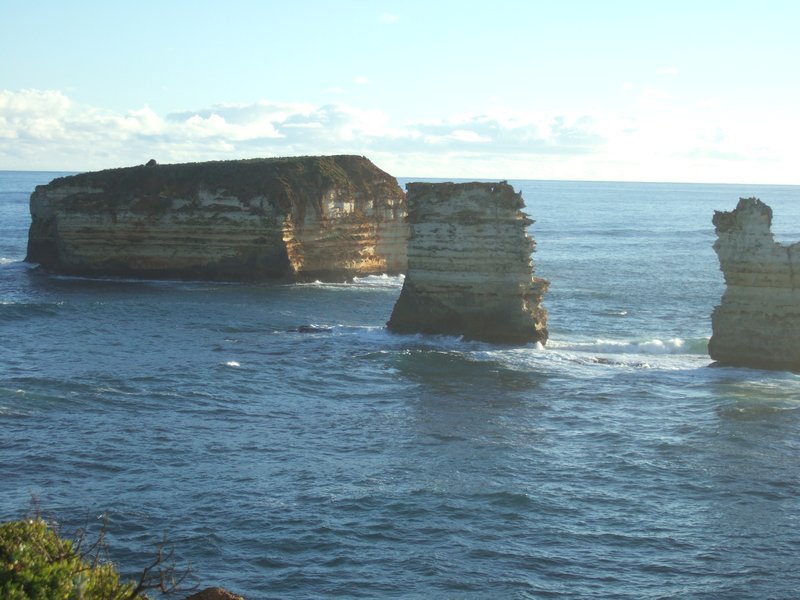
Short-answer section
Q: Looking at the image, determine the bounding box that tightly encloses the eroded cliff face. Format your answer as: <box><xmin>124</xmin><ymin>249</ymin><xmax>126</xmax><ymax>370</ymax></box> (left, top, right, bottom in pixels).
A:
<box><xmin>709</xmin><ymin>197</ymin><xmax>800</xmax><ymax>370</ymax></box>
<box><xmin>387</xmin><ymin>181</ymin><xmax>548</xmax><ymax>344</ymax></box>
<box><xmin>26</xmin><ymin>155</ymin><xmax>407</xmax><ymax>281</ymax></box>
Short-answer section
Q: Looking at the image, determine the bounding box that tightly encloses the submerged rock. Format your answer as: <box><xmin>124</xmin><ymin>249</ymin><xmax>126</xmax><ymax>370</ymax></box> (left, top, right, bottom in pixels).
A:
<box><xmin>295</xmin><ymin>324</ymin><xmax>333</xmax><ymax>333</ymax></box>
<box><xmin>709</xmin><ymin>197</ymin><xmax>800</xmax><ymax>370</ymax></box>
<box><xmin>387</xmin><ymin>181</ymin><xmax>548</xmax><ymax>344</ymax></box>
<box><xmin>26</xmin><ymin>155</ymin><xmax>407</xmax><ymax>281</ymax></box>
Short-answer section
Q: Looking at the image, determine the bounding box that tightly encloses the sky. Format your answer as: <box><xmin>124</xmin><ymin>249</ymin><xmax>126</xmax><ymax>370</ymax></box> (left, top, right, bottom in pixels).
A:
<box><xmin>1</xmin><ymin>0</ymin><xmax>799</xmax><ymax>183</ymax></box>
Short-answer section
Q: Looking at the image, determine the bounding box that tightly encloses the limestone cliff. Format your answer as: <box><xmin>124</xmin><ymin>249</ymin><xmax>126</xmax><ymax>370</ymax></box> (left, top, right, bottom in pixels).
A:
<box><xmin>709</xmin><ymin>197</ymin><xmax>800</xmax><ymax>370</ymax></box>
<box><xmin>26</xmin><ymin>155</ymin><xmax>407</xmax><ymax>281</ymax></box>
<box><xmin>387</xmin><ymin>181</ymin><xmax>548</xmax><ymax>344</ymax></box>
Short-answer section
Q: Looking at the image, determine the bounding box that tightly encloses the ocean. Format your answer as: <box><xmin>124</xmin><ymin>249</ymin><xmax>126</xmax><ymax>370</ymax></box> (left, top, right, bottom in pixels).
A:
<box><xmin>1</xmin><ymin>171</ymin><xmax>799</xmax><ymax>599</ymax></box>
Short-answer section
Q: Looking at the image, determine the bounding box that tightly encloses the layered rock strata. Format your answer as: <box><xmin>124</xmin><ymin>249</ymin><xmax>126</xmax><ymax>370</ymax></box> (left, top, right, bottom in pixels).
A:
<box><xmin>387</xmin><ymin>181</ymin><xmax>548</xmax><ymax>344</ymax></box>
<box><xmin>709</xmin><ymin>197</ymin><xmax>800</xmax><ymax>370</ymax></box>
<box><xmin>26</xmin><ymin>155</ymin><xmax>407</xmax><ymax>281</ymax></box>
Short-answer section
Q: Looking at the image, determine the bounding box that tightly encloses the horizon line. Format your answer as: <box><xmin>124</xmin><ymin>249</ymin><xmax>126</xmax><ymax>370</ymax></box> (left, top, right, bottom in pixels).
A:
<box><xmin>1</xmin><ymin>168</ymin><xmax>799</xmax><ymax>188</ymax></box>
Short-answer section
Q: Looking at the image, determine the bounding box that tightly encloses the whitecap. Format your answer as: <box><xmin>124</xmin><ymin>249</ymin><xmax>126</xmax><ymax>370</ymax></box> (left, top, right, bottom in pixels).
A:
<box><xmin>351</xmin><ymin>273</ymin><xmax>405</xmax><ymax>289</ymax></box>
<box><xmin>297</xmin><ymin>273</ymin><xmax>405</xmax><ymax>290</ymax></box>
<box><xmin>548</xmin><ymin>337</ymin><xmax>708</xmax><ymax>356</ymax></box>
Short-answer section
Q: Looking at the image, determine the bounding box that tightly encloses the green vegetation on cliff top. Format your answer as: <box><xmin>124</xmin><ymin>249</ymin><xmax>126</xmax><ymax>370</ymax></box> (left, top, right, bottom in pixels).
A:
<box><xmin>43</xmin><ymin>155</ymin><xmax>403</xmax><ymax>214</ymax></box>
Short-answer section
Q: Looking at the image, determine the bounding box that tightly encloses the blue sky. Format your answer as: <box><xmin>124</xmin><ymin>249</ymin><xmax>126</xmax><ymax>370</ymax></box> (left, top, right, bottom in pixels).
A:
<box><xmin>1</xmin><ymin>0</ymin><xmax>799</xmax><ymax>183</ymax></box>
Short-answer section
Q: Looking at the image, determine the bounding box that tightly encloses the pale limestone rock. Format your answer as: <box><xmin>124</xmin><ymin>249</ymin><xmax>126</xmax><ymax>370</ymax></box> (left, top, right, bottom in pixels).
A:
<box><xmin>26</xmin><ymin>155</ymin><xmax>407</xmax><ymax>281</ymax></box>
<box><xmin>709</xmin><ymin>197</ymin><xmax>800</xmax><ymax>370</ymax></box>
<box><xmin>387</xmin><ymin>181</ymin><xmax>548</xmax><ymax>344</ymax></box>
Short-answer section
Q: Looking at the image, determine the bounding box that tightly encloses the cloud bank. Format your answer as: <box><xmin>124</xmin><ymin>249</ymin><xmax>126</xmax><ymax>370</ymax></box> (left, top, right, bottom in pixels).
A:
<box><xmin>0</xmin><ymin>89</ymin><xmax>795</xmax><ymax>183</ymax></box>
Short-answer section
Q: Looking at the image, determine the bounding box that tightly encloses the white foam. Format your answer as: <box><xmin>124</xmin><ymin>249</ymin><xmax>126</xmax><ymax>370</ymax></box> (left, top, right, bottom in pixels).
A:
<box><xmin>224</xmin><ymin>361</ymin><xmax>241</xmax><ymax>368</ymax></box>
<box><xmin>351</xmin><ymin>273</ymin><xmax>405</xmax><ymax>288</ymax></box>
<box><xmin>298</xmin><ymin>273</ymin><xmax>405</xmax><ymax>290</ymax></box>
<box><xmin>547</xmin><ymin>337</ymin><xmax>708</xmax><ymax>356</ymax></box>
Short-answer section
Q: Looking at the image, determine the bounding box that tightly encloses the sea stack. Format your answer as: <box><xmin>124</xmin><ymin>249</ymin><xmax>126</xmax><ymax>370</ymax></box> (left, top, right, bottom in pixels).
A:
<box><xmin>709</xmin><ymin>197</ymin><xmax>800</xmax><ymax>370</ymax></box>
<box><xmin>26</xmin><ymin>155</ymin><xmax>407</xmax><ymax>281</ymax></box>
<box><xmin>387</xmin><ymin>181</ymin><xmax>548</xmax><ymax>344</ymax></box>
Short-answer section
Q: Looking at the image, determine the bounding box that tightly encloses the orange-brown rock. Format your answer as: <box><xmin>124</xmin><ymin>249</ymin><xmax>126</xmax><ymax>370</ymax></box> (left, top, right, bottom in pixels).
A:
<box><xmin>26</xmin><ymin>155</ymin><xmax>407</xmax><ymax>281</ymax></box>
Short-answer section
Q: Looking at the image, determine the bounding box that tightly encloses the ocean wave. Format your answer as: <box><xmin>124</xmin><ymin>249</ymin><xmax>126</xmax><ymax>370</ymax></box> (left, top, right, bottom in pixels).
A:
<box><xmin>298</xmin><ymin>273</ymin><xmax>405</xmax><ymax>290</ymax></box>
<box><xmin>297</xmin><ymin>323</ymin><xmax>392</xmax><ymax>339</ymax></box>
<box><xmin>352</xmin><ymin>273</ymin><xmax>405</xmax><ymax>288</ymax></box>
<box><xmin>548</xmin><ymin>337</ymin><xmax>709</xmax><ymax>356</ymax></box>
<box><xmin>44</xmin><ymin>272</ymin><xmax>243</xmax><ymax>288</ymax></box>
<box><xmin>0</xmin><ymin>300</ymin><xmax>65</xmax><ymax>321</ymax></box>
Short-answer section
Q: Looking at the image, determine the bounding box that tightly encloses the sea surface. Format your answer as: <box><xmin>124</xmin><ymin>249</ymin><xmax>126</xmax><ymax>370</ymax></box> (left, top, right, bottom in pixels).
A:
<box><xmin>2</xmin><ymin>171</ymin><xmax>800</xmax><ymax>599</ymax></box>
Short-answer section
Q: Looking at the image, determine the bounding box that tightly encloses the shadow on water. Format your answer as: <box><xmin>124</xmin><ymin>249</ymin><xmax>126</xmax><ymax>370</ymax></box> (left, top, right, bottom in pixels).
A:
<box><xmin>679</xmin><ymin>372</ymin><xmax>800</xmax><ymax>588</ymax></box>
<box><xmin>391</xmin><ymin>347</ymin><xmax>547</xmax><ymax>399</ymax></box>
<box><xmin>711</xmin><ymin>371</ymin><xmax>800</xmax><ymax>419</ymax></box>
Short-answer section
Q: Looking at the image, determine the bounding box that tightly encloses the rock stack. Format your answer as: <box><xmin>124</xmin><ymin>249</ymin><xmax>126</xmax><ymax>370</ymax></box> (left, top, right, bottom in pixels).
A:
<box><xmin>387</xmin><ymin>181</ymin><xmax>548</xmax><ymax>344</ymax></box>
<box><xmin>26</xmin><ymin>155</ymin><xmax>408</xmax><ymax>281</ymax></box>
<box><xmin>709</xmin><ymin>197</ymin><xmax>800</xmax><ymax>370</ymax></box>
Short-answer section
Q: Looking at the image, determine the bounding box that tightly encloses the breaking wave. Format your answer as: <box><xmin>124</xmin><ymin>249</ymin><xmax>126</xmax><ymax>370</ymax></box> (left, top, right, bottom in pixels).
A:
<box><xmin>548</xmin><ymin>336</ymin><xmax>710</xmax><ymax>356</ymax></box>
<box><xmin>299</xmin><ymin>273</ymin><xmax>405</xmax><ymax>289</ymax></box>
<box><xmin>352</xmin><ymin>273</ymin><xmax>405</xmax><ymax>288</ymax></box>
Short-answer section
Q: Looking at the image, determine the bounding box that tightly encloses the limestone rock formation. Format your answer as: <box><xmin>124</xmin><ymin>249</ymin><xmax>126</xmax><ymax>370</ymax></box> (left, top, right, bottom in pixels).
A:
<box><xmin>387</xmin><ymin>181</ymin><xmax>548</xmax><ymax>344</ymax></box>
<box><xmin>709</xmin><ymin>197</ymin><xmax>800</xmax><ymax>370</ymax></box>
<box><xmin>26</xmin><ymin>155</ymin><xmax>407</xmax><ymax>281</ymax></box>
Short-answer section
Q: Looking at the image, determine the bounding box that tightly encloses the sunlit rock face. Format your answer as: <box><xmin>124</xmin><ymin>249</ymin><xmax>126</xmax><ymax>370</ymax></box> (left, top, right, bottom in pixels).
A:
<box><xmin>387</xmin><ymin>181</ymin><xmax>548</xmax><ymax>344</ymax></box>
<box><xmin>709</xmin><ymin>197</ymin><xmax>800</xmax><ymax>370</ymax></box>
<box><xmin>26</xmin><ymin>155</ymin><xmax>407</xmax><ymax>281</ymax></box>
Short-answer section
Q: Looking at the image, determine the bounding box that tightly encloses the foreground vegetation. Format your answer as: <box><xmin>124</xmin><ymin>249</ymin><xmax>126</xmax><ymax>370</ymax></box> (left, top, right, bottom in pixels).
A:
<box><xmin>0</xmin><ymin>516</ymin><xmax>191</xmax><ymax>599</ymax></box>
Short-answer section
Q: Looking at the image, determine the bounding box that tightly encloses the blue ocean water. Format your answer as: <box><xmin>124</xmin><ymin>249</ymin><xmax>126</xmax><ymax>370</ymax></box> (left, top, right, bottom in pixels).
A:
<box><xmin>1</xmin><ymin>170</ymin><xmax>800</xmax><ymax>599</ymax></box>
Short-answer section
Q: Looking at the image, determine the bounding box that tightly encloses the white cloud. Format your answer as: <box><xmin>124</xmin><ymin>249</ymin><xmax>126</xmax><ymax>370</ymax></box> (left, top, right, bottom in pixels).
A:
<box><xmin>638</xmin><ymin>87</ymin><xmax>670</xmax><ymax>110</ymax></box>
<box><xmin>355</xmin><ymin>76</ymin><xmax>369</xmax><ymax>85</ymax></box>
<box><xmin>448</xmin><ymin>129</ymin><xmax>491</xmax><ymax>143</ymax></box>
<box><xmin>657</xmin><ymin>66</ymin><xmax>680</xmax><ymax>76</ymax></box>
<box><xmin>0</xmin><ymin>89</ymin><xmax>71</xmax><ymax>118</ymax></box>
<box><xmin>697</xmin><ymin>96</ymin><xmax>721</xmax><ymax>109</ymax></box>
<box><xmin>0</xmin><ymin>89</ymin><xmax>798</xmax><ymax>183</ymax></box>
<box><xmin>378</xmin><ymin>13</ymin><xmax>397</xmax><ymax>24</ymax></box>
<box><xmin>0</xmin><ymin>89</ymin><xmax>71</xmax><ymax>140</ymax></box>
<box><xmin>119</xmin><ymin>105</ymin><xmax>163</xmax><ymax>136</ymax></box>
